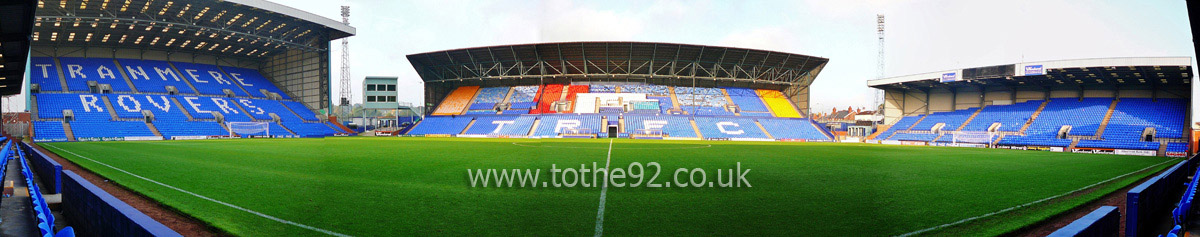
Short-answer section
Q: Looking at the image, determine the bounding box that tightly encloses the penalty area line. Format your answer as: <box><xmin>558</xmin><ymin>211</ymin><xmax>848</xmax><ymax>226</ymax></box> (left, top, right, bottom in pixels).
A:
<box><xmin>895</xmin><ymin>158</ymin><xmax>1177</xmax><ymax>237</ymax></box>
<box><xmin>43</xmin><ymin>144</ymin><xmax>353</xmax><ymax>237</ymax></box>
<box><xmin>594</xmin><ymin>139</ymin><xmax>614</xmax><ymax>237</ymax></box>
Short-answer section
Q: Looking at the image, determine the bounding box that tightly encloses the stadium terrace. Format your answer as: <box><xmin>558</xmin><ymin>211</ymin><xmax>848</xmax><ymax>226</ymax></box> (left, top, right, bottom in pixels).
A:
<box><xmin>868</xmin><ymin>57</ymin><xmax>1192</xmax><ymax>157</ymax></box>
<box><xmin>404</xmin><ymin>42</ymin><xmax>834</xmax><ymax>141</ymax></box>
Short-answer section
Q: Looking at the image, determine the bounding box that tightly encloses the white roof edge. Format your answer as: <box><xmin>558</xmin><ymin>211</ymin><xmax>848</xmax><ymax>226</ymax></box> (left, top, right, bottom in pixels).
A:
<box><xmin>866</xmin><ymin>56</ymin><xmax>1192</xmax><ymax>87</ymax></box>
<box><xmin>225</xmin><ymin>0</ymin><xmax>356</xmax><ymax>36</ymax></box>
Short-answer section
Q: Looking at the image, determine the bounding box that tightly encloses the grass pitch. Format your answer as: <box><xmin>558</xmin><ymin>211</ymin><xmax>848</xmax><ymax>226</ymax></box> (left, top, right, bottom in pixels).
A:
<box><xmin>40</xmin><ymin>137</ymin><xmax>1176</xmax><ymax>236</ymax></box>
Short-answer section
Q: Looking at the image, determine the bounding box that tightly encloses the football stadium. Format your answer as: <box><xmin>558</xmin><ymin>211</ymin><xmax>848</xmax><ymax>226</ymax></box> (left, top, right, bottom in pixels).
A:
<box><xmin>0</xmin><ymin>0</ymin><xmax>1198</xmax><ymax>236</ymax></box>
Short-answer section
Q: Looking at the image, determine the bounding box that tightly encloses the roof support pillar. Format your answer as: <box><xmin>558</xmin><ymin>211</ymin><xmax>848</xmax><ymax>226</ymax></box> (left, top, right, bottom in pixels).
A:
<box><xmin>950</xmin><ymin>88</ymin><xmax>957</xmax><ymax>110</ymax></box>
<box><xmin>1011</xmin><ymin>88</ymin><xmax>1017</xmax><ymax>103</ymax></box>
<box><xmin>925</xmin><ymin>89</ymin><xmax>931</xmax><ymax>115</ymax></box>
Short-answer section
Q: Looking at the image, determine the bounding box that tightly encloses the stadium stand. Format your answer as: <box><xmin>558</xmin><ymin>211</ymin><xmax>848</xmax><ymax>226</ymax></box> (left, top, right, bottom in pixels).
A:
<box><xmin>462</xmin><ymin>116</ymin><xmax>537</xmax><ymax>135</ymax></box>
<box><xmin>407</xmin><ymin>116</ymin><xmax>475</xmax><ymax>135</ymax></box>
<box><xmin>30</xmin><ymin>57</ymin><xmax>65</xmax><ymax>92</ymax></box>
<box><xmin>171</xmin><ymin>61</ymin><xmax>250</xmax><ymax>97</ymax></box>
<box><xmin>725</xmin><ymin>87</ymin><xmax>770</xmax><ymax>113</ymax></box>
<box><xmin>589</xmin><ymin>85</ymin><xmax>616</xmax><ymax>93</ymax></box>
<box><xmin>30</xmin><ymin>58</ymin><xmax>341</xmax><ymax>140</ymax></box>
<box><xmin>628</xmin><ymin>101</ymin><xmax>660</xmax><ymax>114</ymax></box>
<box><xmin>32</xmin><ymin>121</ymin><xmax>68</xmax><ymax>141</ymax></box>
<box><xmin>1167</xmin><ymin>143</ymin><xmax>1188</xmax><ymax>153</ymax></box>
<box><xmin>565</xmin><ymin>85</ymin><xmax>589</xmax><ymax>112</ymax></box>
<box><xmin>756</xmin><ymin>89</ymin><xmax>802</xmax><ymax>118</ymax></box>
<box><xmin>757</xmin><ymin>118</ymin><xmax>832</xmax><ymax>141</ymax></box>
<box><xmin>877</xmin><ymin>115</ymin><xmax>922</xmax><ymax>140</ymax></box>
<box><xmin>998</xmin><ymin>98</ymin><xmax>1111</xmax><ymax>147</ymax></box>
<box><xmin>469</xmin><ymin>87</ymin><xmax>510</xmax><ymax>111</ymax></box>
<box><xmin>647</xmin><ymin>96</ymin><xmax>674</xmax><ymax>114</ymax></box>
<box><xmin>961</xmin><ymin>100</ymin><xmax>1042</xmax><ymax>132</ymax></box>
<box><xmin>618</xmin><ymin>85</ymin><xmax>669</xmax><ymax>95</ymax></box>
<box><xmin>432</xmin><ymin>86</ymin><xmax>479</xmax><ymax>115</ymax></box>
<box><xmin>535</xmin><ymin>84</ymin><xmax>565</xmax><ymax>114</ymax></box>
<box><xmin>115</xmin><ymin>58</ymin><xmax>197</xmax><ymax>94</ymax></box>
<box><xmin>532</xmin><ymin>114</ymin><xmax>603</xmax><ymax>137</ymax></box>
<box><xmin>219</xmin><ymin>66</ymin><xmax>292</xmax><ymax>99</ymax></box>
<box><xmin>56</xmin><ymin>57</ymin><xmax>134</xmax><ymax>92</ymax></box>
<box><xmin>693</xmin><ymin>117</ymin><xmax>769</xmax><ymax>139</ymax></box>
<box><xmin>624</xmin><ymin>115</ymin><xmax>698</xmax><ymax>138</ymax></box>
<box><xmin>910</xmin><ymin>108</ymin><xmax>978</xmax><ymax>131</ymax></box>
<box><xmin>1108</xmin><ymin>98</ymin><xmax>1186</xmax><ymax>139</ymax></box>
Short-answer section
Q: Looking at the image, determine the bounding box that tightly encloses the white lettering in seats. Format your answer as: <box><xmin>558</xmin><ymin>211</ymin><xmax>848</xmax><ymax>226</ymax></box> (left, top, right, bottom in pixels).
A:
<box><xmin>184</xmin><ymin>97</ymin><xmax>211</xmax><ymax>114</ymax></box>
<box><xmin>239</xmin><ymin>99</ymin><xmax>265</xmax><ymax>114</ymax></box>
<box><xmin>126</xmin><ymin>66</ymin><xmax>149</xmax><ymax>80</ymax></box>
<box><xmin>145</xmin><ymin>96</ymin><xmax>172</xmax><ymax>112</ymax></box>
<box><xmin>492</xmin><ymin>121</ymin><xmax>515</xmax><ymax>134</ymax></box>
<box><xmin>644</xmin><ymin>120</ymin><xmax>667</xmax><ymax>130</ymax></box>
<box><xmin>117</xmin><ymin>95</ymin><xmax>141</xmax><ymax>112</ymax></box>
<box><xmin>716</xmin><ymin>121</ymin><xmax>744</xmax><ymax>135</ymax></box>
<box><xmin>185</xmin><ymin>69</ymin><xmax>207</xmax><ymax>83</ymax></box>
<box><xmin>209</xmin><ymin>71</ymin><xmax>231</xmax><ymax>84</ymax></box>
<box><xmin>79</xmin><ymin>95</ymin><xmax>103</xmax><ymax>112</ymax></box>
<box><xmin>154</xmin><ymin>67</ymin><xmax>181</xmax><ymax>81</ymax></box>
<box><xmin>554</xmin><ymin>120</ymin><xmax>581</xmax><ymax>133</ymax></box>
<box><xmin>211</xmin><ymin>98</ymin><xmax>238</xmax><ymax>114</ymax></box>
<box><xmin>229</xmin><ymin>73</ymin><xmax>253</xmax><ymax>86</ymax></box>
<box><xmin>35</xmin><ymin>64</ymin><xmax>53</xmax><ymax>78</ymax></box>
<box><xmin>67</xmin><ymin>64</ymin><xmax>85</xmax><ymax>78</ymax></box>
<box><xmin>97</xmin><ymin>65</ymin><xmax>116</xmax><ymax>79</ymax></box>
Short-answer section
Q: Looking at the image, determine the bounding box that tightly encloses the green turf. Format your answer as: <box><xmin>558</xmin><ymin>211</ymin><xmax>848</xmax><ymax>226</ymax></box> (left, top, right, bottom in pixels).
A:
<box><xmin>40</xmin><ymin>137</ymin><xmax>1177</xmax><ymax>236</ymax></box>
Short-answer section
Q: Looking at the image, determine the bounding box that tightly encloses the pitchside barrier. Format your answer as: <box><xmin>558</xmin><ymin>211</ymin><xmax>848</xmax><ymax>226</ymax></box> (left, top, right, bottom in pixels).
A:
<box><xmin>1126</xmin><ymin>156</ymin><xmax>1198</xmax><ymax>237</ymax></box>
<box><xmin>1047</xmin><ymin>206</ymin><xmax>1120</xmax><ymax>237</ymax></box>
<box><xmin>61</xmin><ymin>170</ymin><xmax>180</xmax><ymax>236</ymax></box>
<box><xmin>20</xmin><ymin>141</ymin><xmax>63</xmax><ymax>194</ymax></box>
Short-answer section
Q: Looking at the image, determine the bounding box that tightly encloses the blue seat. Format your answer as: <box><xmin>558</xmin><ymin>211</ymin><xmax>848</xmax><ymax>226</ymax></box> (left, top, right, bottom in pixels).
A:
<box><xmin>54</xmin><ymin>227</ymin><xmax>75</xmax><ymax>237</ymax></box>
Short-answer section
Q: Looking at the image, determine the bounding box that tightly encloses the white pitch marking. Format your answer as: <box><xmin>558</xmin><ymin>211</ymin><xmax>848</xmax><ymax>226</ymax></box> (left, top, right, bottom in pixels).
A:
<box><xmin>511</xmin><ymin>142</ymin><xmax>711</xmax><ymax>150</ymax></box>
<box><xmin>594</xmin><ymin>139</ymin><xmax>614</xmax><ymax>237</ymax></box>
<box><xmin>895</xmin><ymin>158</ymin><xmax>1178</xmax><ymax>237</ymax></box>
<box><xmin>44</xmin><ymin>144</ymin><xmax>352</xmax><ymax>237</ymax></box>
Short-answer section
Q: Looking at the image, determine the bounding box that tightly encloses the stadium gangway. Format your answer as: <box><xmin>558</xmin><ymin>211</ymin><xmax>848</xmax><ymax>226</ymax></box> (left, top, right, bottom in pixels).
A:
<box><xmin>14</xmin><ymin>142</ymin><xmax>76</xmax><ymax>237</ymax></box>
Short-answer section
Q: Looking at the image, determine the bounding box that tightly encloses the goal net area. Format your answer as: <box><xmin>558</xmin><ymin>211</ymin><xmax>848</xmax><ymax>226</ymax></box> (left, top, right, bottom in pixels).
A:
<box><xmin>228</xmin><ymin>122</ymin><xmax>270</xmax><ymax>136</ymax></box>
<box><xmin>951</xmin><ymin>131</ymin><xmax>995</xmax><ymax>146</ymax></box>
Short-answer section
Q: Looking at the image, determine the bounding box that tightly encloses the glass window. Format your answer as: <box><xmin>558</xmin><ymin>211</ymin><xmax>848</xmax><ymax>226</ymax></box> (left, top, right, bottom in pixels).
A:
<box><xmin>367</xmin><ymin>96</ymin><xmax>376</xmax><ymax>102</ymax></box>
<box><xmin>389</xmin><ymin>96</ymin><xmax>397</xmax><ymax>102</ymax></box>
<box><xmin>387</xmin><ymin>85</ymin><xmax>396</xmax><ymax>91</ymax></box>
<box><xmin>367</xmin><ymin>85</ymin><xmax>376</xmax><ymax>91</ymax></box>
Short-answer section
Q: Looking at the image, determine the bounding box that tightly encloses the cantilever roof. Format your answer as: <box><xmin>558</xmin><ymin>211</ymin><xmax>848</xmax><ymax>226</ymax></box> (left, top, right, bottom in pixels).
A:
<box><xmin>32</xmin><ymin>0</ymin><xmax>355</xmax><ymax>59</ymax></box>
<box><xmin>867</xmin><ymin>57</ymin><xmax>1192</xmax><ymax>91</ymax></box>
<box><xmin>0</xmin><ymin>0</ymin><xmax>36</xmax><ymax>95</ymax></box>
<box><xmin>407</xmin><ymin>42</ymin><xmax>829</xmax><ymax>86</ymax></box>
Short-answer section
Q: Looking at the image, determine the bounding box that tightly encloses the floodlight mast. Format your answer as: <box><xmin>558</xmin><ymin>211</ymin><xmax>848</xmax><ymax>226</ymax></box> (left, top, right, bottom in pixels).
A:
<box><xmin>875</xmin><ymin>14</ymin><xmax>885</xmax><ymax>123</ymax></box>
<box><xmin>339</xmin><ymin>6</ymin><xmax>352</xmax><ymax>116</ymax></box>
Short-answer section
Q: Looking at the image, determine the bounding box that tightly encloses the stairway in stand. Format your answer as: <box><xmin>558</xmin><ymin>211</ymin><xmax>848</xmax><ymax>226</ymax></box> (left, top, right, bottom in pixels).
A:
<box><xmin>1094</xmin><ymin>99</ymin><xmax>1119</xmax><ymax>137</ymax></box>
<box><xmin>1018</xmin><ymin>100</ymin><xmax>1050</xmax><ymax>134</ymax></box>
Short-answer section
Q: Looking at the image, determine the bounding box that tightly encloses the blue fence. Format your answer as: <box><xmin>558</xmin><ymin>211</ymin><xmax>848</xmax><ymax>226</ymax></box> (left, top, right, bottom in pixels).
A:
<box><xmin>60</xmin><ymin>170</ymin><xmax>181</xmax><ymax>236</ymax></box>
<box><xmin>1126</xmin><ymin>158</ymin><xmax>1197</xmax><ymax>237</ymax></box>
<box><xmin>15</xmin><ymin>141</ymin><xmax>75</xmax><ymax>237</ymax></box>
<box><xmin>19</xmin><ymin>141</ymin><xmax>63</xmax><ymax>194</ymax></box>
<box><xmin>1173</xmin><ymin>166</ymin><xmax>1200</xmax><ymax>226</ymax></box>
<box><xmin>1048</xmin><ymin>206</ymin><xmax>1120</xmax><ymax>237</ymax></box>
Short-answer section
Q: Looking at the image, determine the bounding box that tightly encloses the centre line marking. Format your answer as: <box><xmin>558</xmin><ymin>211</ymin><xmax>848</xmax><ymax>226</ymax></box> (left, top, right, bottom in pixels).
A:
<box><xmin>594</xmin><ymin>139</ymin><xmax>614</xmax><ymax>237</ymax></box>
